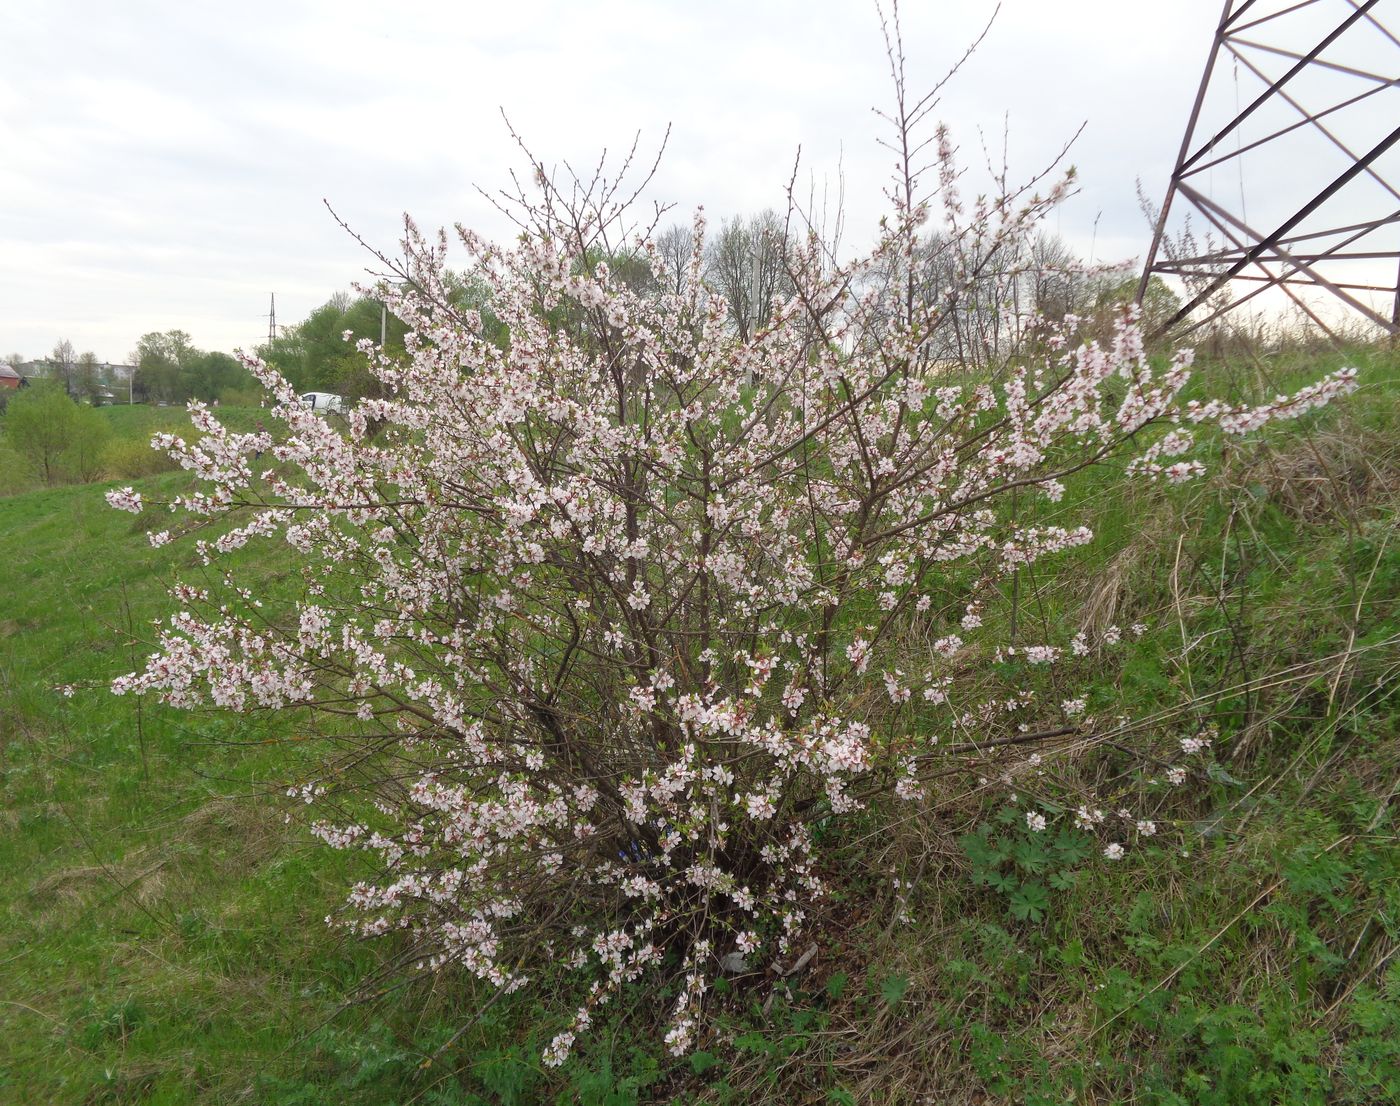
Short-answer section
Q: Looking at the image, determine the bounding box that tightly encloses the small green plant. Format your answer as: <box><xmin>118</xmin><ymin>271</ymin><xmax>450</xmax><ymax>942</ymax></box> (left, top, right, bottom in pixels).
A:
<box><xmin>961</xmin><ymin>807</ymin><xmax>1093</xmax><ymax>924</ymax></box>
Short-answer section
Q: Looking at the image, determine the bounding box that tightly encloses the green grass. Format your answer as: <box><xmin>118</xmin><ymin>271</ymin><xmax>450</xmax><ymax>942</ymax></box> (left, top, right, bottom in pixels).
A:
<box><xmin>0</xmin><ymin>465</ymin><xmax>469</xmax><ymax>1102</ymax></box>
<box><xmin>1</xmin><ymin>358</ymin><xmax>1399</xmax><ymax>1103</ymax></box>
<box><xmin>0</xmin><ymin>402</ymin><xmax>271</xmax><ymax>495</ymax></box>
<box><xmin>95</xmin><ymin>402</ymin><xmax>269</xmax><ymax>438</ymax></box>
<box><xmin>699</xmin><ymin>347</ymin><xmax>1400</xmax><ymax>1104</ymax></box>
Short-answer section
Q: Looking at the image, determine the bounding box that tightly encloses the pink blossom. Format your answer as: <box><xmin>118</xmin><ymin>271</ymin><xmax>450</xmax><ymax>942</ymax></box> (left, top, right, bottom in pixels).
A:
<box><xmin>105</xmin><ymin>487</ymin><xmax>143</xmax><ymax>514</ymax></box>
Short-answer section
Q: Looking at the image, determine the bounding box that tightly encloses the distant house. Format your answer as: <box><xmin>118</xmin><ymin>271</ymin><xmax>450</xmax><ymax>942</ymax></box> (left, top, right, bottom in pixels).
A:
<box><xmin>0</xmin><ymin>363</ymin><xmax>26</xmax><ymax>390</ymax></box>
<box><xmin>12</xmin><ymin>360</ymin><xmax>135</xmax><ymax>400</ymax></box>
<box><xmin>14</xmin><ymin>360</ymin><xmax>54</xmax><ymax>381</ymax></box>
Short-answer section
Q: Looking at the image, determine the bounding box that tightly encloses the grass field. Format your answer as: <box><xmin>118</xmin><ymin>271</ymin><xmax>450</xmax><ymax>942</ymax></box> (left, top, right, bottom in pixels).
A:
<box><xmin>0</xmin><ymin>462</ymin><xmax>455</xmax><ymax>1103</ymax></box>
<box><xmin>2</xmin><ymin>359</ymin><xmax>1399</xmax><ymax>1103</ymax></box>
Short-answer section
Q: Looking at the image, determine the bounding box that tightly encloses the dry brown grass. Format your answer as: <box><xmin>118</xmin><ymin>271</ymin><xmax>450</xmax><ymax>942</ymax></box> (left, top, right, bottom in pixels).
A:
<box><xmin>1239</xmin><ymin>421</ymin><xmax>1400</xmax><ymax>525</ymax></box>
<box><xmin>699</xmin><ymin>368</ymin><xmax>1400</xmax><ymax>1105</ymax></box>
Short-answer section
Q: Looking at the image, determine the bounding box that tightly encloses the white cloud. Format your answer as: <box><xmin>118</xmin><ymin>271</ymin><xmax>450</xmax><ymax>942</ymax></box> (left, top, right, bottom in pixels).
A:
<box><xmin>11</xmin><ymin>0</ymin><xmax>1347</xmax><ymax>360</ymax></box>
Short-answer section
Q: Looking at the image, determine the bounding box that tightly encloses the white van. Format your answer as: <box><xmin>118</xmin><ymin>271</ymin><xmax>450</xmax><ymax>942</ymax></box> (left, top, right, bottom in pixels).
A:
<box><xmin>299</xmin><ymin>391</ymin><xmax>345</xmax><ymax>414</ymax></box>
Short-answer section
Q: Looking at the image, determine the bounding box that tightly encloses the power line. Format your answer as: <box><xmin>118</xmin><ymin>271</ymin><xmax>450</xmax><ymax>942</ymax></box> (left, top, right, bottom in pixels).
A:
<box><xmin>1139</xmin><ymin>0</ymin><xmax>1400</xmax><ymax>341</ymax></box>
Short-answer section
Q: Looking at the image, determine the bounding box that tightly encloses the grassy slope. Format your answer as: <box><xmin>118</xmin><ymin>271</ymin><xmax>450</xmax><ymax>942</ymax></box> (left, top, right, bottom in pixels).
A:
<box><xmin>1</xmin><ymin>361</ymin><xmax>1398</xmax><ymax>1104</ymax></box>
<box><xmin>0</xmin><ymin>403</ymin><xmax>269</xmax><ymax>496</ymax></box>
<box><xmin>96</xmin><ymin>403</ymin><xmax>268</xmax><ymax>437</ymax></box>
<box><xmin>0</xmin><ymin>469</ymin><xmax>449</xmax><ymax>1103</ymax></box>
<box><xmin>712</xmin><ymin>348</ymin><xmax>1400</xmax><ymax>1106</ymax></box>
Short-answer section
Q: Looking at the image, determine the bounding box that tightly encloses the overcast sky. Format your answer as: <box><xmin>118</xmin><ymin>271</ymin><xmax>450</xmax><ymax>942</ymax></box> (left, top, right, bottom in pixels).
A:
<box><xmin>0</xmin><ymin>0</ymin><xmax>1295</xmax><ymax>361</ymax></box>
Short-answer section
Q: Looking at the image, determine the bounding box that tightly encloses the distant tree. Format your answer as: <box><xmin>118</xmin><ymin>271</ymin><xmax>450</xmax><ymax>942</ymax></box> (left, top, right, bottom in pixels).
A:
<box><xmin>1133</xmin><ymin>275</ymin><xmax>1182</xmax><ymax>336</ymax></box>
<box><xmin>128</xmin><ymin>331</ymin><xmax>257</xmax><ymax>404</ymax></box>
<box><xmin>1025</xmin><ymin>235</ymin><xmax>1088</xmax><ymax>322</ymax></box>
<box><xmin>601</xmin><ymin>248</ymin><xmax>659</xmax><ymax>298</ymax></box>
<box><xmin>288</xmin><ymin>300</ymin><xmax>359</xmax><ymax>392</ymax></box>
<box><xmin>75</xmin><ymin>351</ymin><xmax>102</xmax><ymax>401</ymax></box>
<box><xmin>1091</xmin><ymin>273</ymin><xmax>1182</xmax><ymax>340</ymax></box>
<box><xmin>183</xmin><ymin>351</ymin><xmax>253</xmax><ymax>403</ymax></box>
<box><xmin>134</xmin><ymin>330</ymin><xmax>195</xmax><ymax>368</ymax></box>
<box><xmin>653</xmin><ymin>224</ymin><xmax>695</xmax><ymax>297</ymax></box>
<box><xmin>444</xmin><ymin>273</ymin><xmax>509</xmax><ymax>349</ymax></box>
<box><xmin>3</xmin><ymin>352</ymin><xmax>23</xmax><ymax>370</ymax></box>
<box><xmin>704</xmin><ymin>210</ymin><xmax>795</xmax><ymax>341</ymax></box>
<box><xmin>132</xmin><ymin>330</ymin><xmax>195</xmax><ymax>404</ymax></box>
<box><xmin>254</xmin><ymin>328</ymin><xmax>308</xmax><ymax>392</ymax></box>
<box><xmin>133</xmin><ymin>354</ymin><xmax>182</xmax><ymax>404</ymax></box>
<box><xmin>257</xmin><ymin>293</ymin><xmax>408</xmax><ymax>400</ymax></box>
<box><xmin>50</xmin><ymin>339</ymin><xmax>76</xmax><ymax>395</ymax></box>
<box><xmin>3</xmin><ymin>383</ymin><xmax>78</xmax><ymax>484</ymax></box>
<box><xmin>332</xmin><ymin>298</ymin><xmax>409</xmax><ymax>400</ymax></box>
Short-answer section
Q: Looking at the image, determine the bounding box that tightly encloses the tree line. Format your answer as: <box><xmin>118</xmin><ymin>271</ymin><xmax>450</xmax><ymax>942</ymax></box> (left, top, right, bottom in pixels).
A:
<box><xmin>8</xmin><ymin>214</ymin><xmax>1181</xmax><ymax>417</ymax></box>
<box><xmin>130</xmin><ymin>331</ymin><xmax>258</xmax><ymax>405</ymax></box>
<box><xmin>4</xmin><ymin>340</ymin><xmax>129</xmax><ymax>405</ymax></box>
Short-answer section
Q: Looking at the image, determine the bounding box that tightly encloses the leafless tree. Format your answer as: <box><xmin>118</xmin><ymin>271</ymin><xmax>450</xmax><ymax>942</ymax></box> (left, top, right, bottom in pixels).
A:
<box><xmin>1024</xmin><ymin>234</ymin><xmax>1088</xmax><ymax>321</ymax></box>
<box><xmin>652</xmin><ymin>223</ymin><xmax>694</xmax><ymax>297</ymax></box>
<box><xmin>704</xmin><ymin>209</ymin><xmax>796</xmax><ymax>341</ymax></box>
<box><xmin>50</xmin><ymin>338</ymin><xmax>76</xmax><ymax>393</ymax></box>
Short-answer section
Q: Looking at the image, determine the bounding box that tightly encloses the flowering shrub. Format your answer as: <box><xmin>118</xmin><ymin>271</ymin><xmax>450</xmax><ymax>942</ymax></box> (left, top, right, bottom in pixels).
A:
<box><xmin>106</xmin><ymin>101</ymin><xmax>1357</xmax><ymax>1063</ymax></box>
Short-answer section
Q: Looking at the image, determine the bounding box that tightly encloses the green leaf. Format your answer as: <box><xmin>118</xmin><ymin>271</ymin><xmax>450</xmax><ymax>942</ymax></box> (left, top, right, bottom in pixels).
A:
<box><xmin>959</xmin><ymin>831</ymin><xmax>998</xmax><ymax>870</ymax></box>
<box><xmin>1053</xmin><ymin>829</ymin><xmax>1091</xmax><ymax>864</ymax></box>
<box><xmin>1012</xmin><ymin>839</ymin><xmax>1050</xmax><ymax>873</ymax></box>
<box><xmin>1206</xmin><ymin>761</ymin><xmax>1243</xmax><ymax>786</ymax></box>
<box><xmin>989</xmin><ymin>870</ymin><xmax>1018</xmax><ymax>894</ymax></box>
<box><xmin>825</xmin><ymin>972</ymin><xmax>848</xmax><ymax>1000</ymax></box>
<box><xmin>733</xmin><ymin>1031</ymin><xmax>769</xmax><ymax>1054</ymax></box>
<box><xmin>880</xmin><ymin>973</ymin><xmax>909</xmax><ymax>1008</ymax></box>
<box><xmin>1009</xmin><ymin>882</ymin><xmax>1050</xmax><ymax>922</ymax></box>
<box><xmin>690</xmin><ymin>1051</ymin><xmax>720</xmax><ymax>1075</ymax></box>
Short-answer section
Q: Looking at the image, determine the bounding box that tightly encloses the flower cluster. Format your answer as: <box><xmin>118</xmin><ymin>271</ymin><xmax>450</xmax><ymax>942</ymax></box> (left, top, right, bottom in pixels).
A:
<box><xmin>109</xmin><ymin>132</ymin><xmax>1356</xmax><ymax>1064</ymax></box>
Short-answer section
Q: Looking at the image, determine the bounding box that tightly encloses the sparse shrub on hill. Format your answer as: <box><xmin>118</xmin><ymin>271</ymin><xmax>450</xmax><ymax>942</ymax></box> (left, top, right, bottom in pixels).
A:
<box><xmin>102</xmin><ymin>436</ymin><xmax>180</xmax><ymax>480</ymax></box>
<box><xmin>61</xmin><ymin>405</ymin><xmax>112</xmax><ymax>484</ymax></box>
<box><xmin>104</xmin><ymin>31</ymin><xmax>1363</xmax><ymax>1077</ymax></box>
<box><xmin>0</xmin><ymin>440</ymin><xmax>31</xmax><ymax>494</ymax></box>
<box><xmin>0</xmin><ymin>383</ymin><xmax>112</xmax><ymax>486</ymax></box>
<box><xmin>2</xmin><ymin>384</ymin><xmax>77</xmax><ymax>485</ymax></box>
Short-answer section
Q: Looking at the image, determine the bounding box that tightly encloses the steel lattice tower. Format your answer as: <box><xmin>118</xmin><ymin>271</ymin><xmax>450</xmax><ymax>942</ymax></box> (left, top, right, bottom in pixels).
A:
<box><xmin>1139</xmin><ymin>0</ymin><xmax>1400</xmax><ymax>340</ymax></box>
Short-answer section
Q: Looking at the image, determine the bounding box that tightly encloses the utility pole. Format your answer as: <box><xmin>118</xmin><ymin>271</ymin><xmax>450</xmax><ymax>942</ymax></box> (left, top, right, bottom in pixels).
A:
<box><xmin>267</xmin><ymin>293</ymin><xmax>278</xmax><ymax>343</ymax></box>
<box><xmin>1138</xmin><ymin>0</ymin><xmax>1400</xmax><ymax>342</ymax></box>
